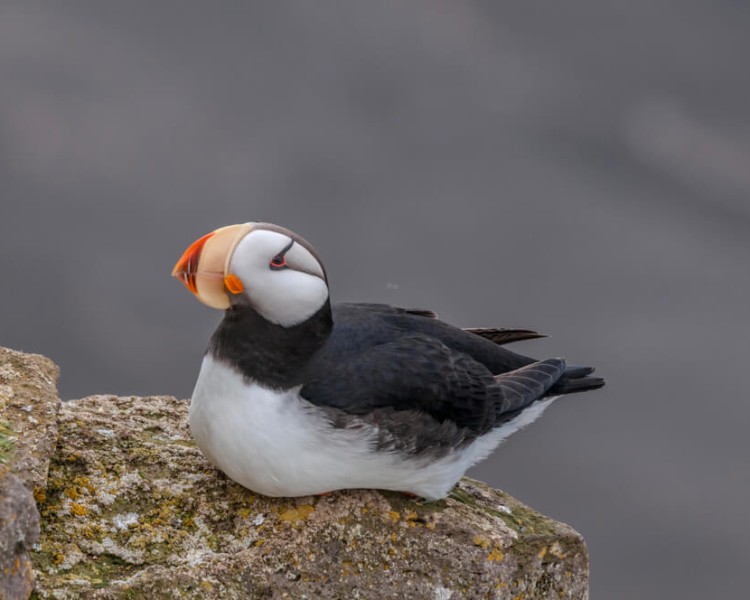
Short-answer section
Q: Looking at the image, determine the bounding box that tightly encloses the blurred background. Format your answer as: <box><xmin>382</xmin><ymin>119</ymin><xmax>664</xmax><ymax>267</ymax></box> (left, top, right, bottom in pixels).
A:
<box><xmin>2</xmin><ymin>1</ymin><xmax>749</xmax><ymax>597</ymax></box>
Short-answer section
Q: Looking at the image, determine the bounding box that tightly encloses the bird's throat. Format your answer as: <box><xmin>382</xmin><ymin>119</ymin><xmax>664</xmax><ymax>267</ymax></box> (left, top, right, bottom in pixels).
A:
<box><xmin>208</xmin><ymin>300</ymin><xmax>333</xmax><ymax>390</ymax></box>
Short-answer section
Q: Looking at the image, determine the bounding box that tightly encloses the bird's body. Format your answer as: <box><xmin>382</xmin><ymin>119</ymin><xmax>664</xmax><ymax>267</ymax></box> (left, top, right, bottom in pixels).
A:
<box><xmin>173</xmin><ymin>223</ymin><xmax>604</xmax><ymax>499</ymax></box>
<box><xmin>190</xmin><ymin>354</ymin><xmax>546</xmax><ymax>499</ymax></box>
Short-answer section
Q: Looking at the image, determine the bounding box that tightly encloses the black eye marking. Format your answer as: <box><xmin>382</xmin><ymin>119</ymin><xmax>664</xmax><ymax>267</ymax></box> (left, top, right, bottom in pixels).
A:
<box><xmin>269</xmin><ymin>239</ymin><xmax>294</xmax><ymax>271</ymax></box>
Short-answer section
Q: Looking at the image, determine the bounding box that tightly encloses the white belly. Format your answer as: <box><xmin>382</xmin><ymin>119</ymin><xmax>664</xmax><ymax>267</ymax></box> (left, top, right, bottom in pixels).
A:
<box><xmin>188</xmin><ymin>355</ymin><xmax>556</xmax><ymax>499</ymax></box>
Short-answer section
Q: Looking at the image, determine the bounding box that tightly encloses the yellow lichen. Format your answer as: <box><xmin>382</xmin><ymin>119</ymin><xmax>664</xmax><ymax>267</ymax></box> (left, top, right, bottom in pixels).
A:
<box><xmin>63</xmin><ymin>487</ymin><xmax>80</xmax><ymax>500</ymax></box>
<box><xmin>72</xmin><ymin>476</ymin><xmax>95</xmax><ymax>494</ymax></box>
<box><xmin>473</xmin><ymin>535</ymin><xmax>490</xmax><ymax>549</ymax></box>
<box><xmin>387</xmin><ymin>511</ymin><xmax>400</xmax><ymax>523</ymax></box>
<box><xmin>487</xmin><ymin>548</ymin><xmax>504</xmax><ymax>562</ymax></box>
<box><xmin>279</xmin><ymin>505</ymin><xmax>314</xmax><ymax>524</ymax></box>
<box><xmin>537</xmin><ymin>546</ymin><xmax>547</xmax><ymax>560</ymax></box>
<box><xmin>549</xmin><ymin>541</ymin><xmax>566</xmax><ymax>559</ymax></box>
<box><xmin>42</xmin><ymin>504</ymin><xmax>60</xmax><ymax>518</ymax></box>
<box><xmin>69</xmin><ymin>503</ymin><xmax>88</xmax><ymax>516</ymax></box>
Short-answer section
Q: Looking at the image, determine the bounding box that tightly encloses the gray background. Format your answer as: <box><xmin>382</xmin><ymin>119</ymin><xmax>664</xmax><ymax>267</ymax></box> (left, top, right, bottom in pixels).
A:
<box><xmin>2</xmin><ymin>1</ymin><xmax>749</xmax><ymax>597</ymax></box>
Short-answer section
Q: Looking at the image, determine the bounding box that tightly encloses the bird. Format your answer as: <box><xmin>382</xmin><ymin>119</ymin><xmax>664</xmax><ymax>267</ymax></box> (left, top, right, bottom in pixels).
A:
<box><xmin>172</xmin><ymin>222</ymin><xmax>604</xmax><ymax>500</ymax></box>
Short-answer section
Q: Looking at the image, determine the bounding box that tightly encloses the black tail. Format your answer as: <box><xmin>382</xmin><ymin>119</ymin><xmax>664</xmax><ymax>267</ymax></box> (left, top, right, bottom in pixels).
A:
<box><xmin>549</xmin><ymin>364</ymin><xmax>605</xmax><ymax>395</ymax></box>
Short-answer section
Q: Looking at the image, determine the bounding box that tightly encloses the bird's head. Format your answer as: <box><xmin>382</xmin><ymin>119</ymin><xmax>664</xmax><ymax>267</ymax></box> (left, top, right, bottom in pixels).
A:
<box><xmin>172</xmin><ymin>222</ymin><xmax>329</xmax><ymax>327</ymax></box>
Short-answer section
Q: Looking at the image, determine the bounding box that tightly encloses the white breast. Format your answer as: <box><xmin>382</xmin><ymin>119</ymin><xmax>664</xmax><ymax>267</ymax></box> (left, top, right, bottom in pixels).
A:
<box><xmin>188</xmin><ymin>355</ymin><xmax>557</xmax><ymax>499</ymax></box>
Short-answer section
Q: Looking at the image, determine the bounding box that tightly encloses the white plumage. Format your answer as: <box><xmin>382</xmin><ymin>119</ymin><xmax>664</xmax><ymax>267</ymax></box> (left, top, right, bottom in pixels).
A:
<box><xmin>189</xmin><ymin>355</ymin><xmax>558</xmax><ymax>500</ymax></box>
<box><xmin>172</xmin><ymin>221</ymin><xmax>603</xmax><ymax>499</ymax></box>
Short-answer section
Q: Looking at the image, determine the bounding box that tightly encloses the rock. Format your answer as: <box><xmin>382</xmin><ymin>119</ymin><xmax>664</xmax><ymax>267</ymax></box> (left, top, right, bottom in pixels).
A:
<box><xmin>0</xmin><ymin>470</ymin><xmax>40</xmax><ymax>600</ymax></box>
<box><xmin>0</xmin><ymin>347</ymin><xmax>58</xmax><ymax>600</ymax></box>
<box><xmin>31</xmin><ymin>392</ymin><xmax>589</xmax><ymax>599</ymax></box>
<box><xmin>0</xmin><ymin>347</ymin><xmax>61</xmax><ymax>492</ymax></box>
<box><xmin>0</xmin><ymin>347</ymin><xmax>588</xmax><ymax>599</ymax></box>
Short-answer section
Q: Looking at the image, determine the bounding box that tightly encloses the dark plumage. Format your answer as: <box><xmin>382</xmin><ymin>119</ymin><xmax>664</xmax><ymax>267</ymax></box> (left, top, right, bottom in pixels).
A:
<box><xmin>175</xmin><ymin>221</ymin><xmax>605</xmax><ymax>498</ymax></box>
<box><xmin>209</xmin><ymin>301</ymin><xmax>604</xmax><ymax>445</ymax></box>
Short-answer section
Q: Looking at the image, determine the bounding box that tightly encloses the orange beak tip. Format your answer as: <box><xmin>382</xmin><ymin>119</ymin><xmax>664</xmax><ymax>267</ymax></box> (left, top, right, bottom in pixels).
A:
<box><xmin>172</xmin><ymin>231</ymin><xmax>215</xmax><ymax>294</ymax></box>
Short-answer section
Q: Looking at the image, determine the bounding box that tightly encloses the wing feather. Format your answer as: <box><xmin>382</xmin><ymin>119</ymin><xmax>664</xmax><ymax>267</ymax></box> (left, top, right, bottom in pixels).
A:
<box><xmin>300</xmin><ymin>334</ymin><xmax>565</xmax><ymax>434</ymax></box>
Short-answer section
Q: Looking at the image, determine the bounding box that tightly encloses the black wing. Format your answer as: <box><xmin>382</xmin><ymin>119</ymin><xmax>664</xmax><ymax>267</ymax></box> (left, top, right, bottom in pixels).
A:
<box><xmin>337</xmin><ymin>303</ymin><xmax>544</xmax><ymax>346</ymax></box>
<box><xmin>300</xmin><ymin>333</ymin><xmax>566</xmax><ymax>435</ymax></box>
<box><xmin>330</xmin><ymin>303</ymin><xmax>603</xmax><ymax>394</ymax></box>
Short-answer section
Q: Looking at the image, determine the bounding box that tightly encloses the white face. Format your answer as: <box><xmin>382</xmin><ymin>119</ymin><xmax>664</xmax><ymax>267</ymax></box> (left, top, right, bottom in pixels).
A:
<box><xmin>228</xmin><ymin>229</ymin><xmax>329</xmax><ymax>327</ymax></box>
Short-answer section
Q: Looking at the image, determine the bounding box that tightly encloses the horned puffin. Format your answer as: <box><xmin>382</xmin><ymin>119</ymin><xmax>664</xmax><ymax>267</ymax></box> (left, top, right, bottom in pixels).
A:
<box><xmin>172</xmin><ymin>222</ymin><xmax>604</xmax><ymax>500</ymax></box>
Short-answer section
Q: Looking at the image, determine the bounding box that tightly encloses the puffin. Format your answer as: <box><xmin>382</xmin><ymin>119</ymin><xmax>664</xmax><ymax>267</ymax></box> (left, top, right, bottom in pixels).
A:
<box><xmin>172</xmin><ymin>222</ymin><xmax>604</xmax><ymax>500</ymax></box>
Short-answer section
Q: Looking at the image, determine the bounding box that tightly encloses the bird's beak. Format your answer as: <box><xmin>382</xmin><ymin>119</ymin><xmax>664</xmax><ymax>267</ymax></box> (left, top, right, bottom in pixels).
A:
<box><xmin>171</xmin><ymin>223</ymin><xmax>254</xmax><ymax>309</ymax></box>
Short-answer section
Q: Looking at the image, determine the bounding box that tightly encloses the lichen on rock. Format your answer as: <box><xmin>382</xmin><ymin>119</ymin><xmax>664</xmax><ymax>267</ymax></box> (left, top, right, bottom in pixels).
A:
<box><xmin>0</xmin><ymin>469</ymin><xmax>40</xmax><ymax>600</ymax></box>
<box><xmin>1</xmin><ymin>347</ymin><xmax>59</xmax><ymax>600</ymax></box>
<box><xmin>1</xmin><ymin>347</ymin><xmax>589</xmax><ymax>599</ymax></box>
<box><xmin>0</xmin><ymin>347</ymin><xmax>61</xmax><ymax>492</ymax></box>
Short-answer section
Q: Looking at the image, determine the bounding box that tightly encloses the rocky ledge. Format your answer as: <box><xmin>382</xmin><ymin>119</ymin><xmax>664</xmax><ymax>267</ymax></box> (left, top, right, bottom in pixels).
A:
<box><xmin>0</xmin><ymin>347</ymin><xmax>588</xmax><ymax>599</ymax></box>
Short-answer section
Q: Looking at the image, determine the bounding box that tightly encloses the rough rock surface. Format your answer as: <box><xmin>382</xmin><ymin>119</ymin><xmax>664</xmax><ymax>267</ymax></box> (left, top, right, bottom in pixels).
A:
<box><xmin>0</xmin><ymin>347</ymin><xmax>589</xmax><ymax>599</ymax></box>
<box><xmin>0</xmin><ymin>347</ymin><xmax>58</xmax><ymax>600</ymax></box>
<box><xmin>0</xmin><ymin>470</ymin><xmax>40</xmax><ymax>600</ymax></box>
<box><xmin>0</xmin><ymin>347</ymin><xmax>61</xmax><ymax>492</ymax></box>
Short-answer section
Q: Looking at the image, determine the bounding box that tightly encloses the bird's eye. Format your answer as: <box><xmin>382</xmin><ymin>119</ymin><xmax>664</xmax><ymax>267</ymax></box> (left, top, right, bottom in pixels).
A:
<box><xmin>270</xmin><ymin>255</ymin><xmax>287</xmax><ymax>270</ymax></box>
